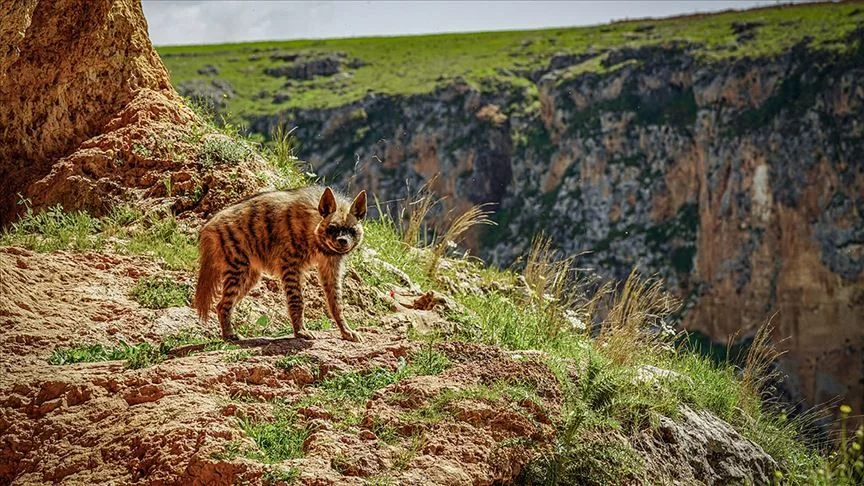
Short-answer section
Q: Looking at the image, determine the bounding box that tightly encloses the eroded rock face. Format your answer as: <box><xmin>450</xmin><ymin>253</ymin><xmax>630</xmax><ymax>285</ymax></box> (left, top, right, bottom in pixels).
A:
<box><xmin>0</xmin><ymin>0</ymin><xmax>172</xmax><ymax>223</ymax></box>
<box><xmin>260</xmin><ymin>37</ymin><xmax>864</xmax><ymax>415</ymax></box>
<box><xmin>640</xmin><ymin>405</ymin><xmax>777</xmax><ymax>485</ymax></box>
<box><xmin>0</xmin><ymin>0</ymin><xmax>270</xmax><ymax>225</ymax></box>
<box><xmin>249</xmin><ymin>82</ymin><xmax>515</xmax><ymax>250</ymax></box>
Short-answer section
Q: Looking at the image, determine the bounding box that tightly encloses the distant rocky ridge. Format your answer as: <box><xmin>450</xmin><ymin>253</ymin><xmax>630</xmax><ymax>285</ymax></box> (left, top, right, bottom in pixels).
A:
<box><xmin>240</xmin><ymin>30</ymin><xmax>864</xmax><ymax>416</ymax></box>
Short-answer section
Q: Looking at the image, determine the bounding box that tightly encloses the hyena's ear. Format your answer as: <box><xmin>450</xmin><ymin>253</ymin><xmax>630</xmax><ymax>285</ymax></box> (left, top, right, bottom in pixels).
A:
<box><xmin>319</xmin><ymin>187</ymin><xmax>337</xmax><ymax>218</ymax></box>
<box><xmin>350</xmin><ymin>190</ymin><xmax>367</xmax><ymax>220</ymax></box>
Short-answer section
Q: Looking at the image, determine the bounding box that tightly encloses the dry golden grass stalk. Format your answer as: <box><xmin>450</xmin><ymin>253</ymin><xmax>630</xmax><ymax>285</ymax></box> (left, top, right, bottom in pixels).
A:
<box><xmin>741</xmin><ymin>313</ymin><xmax>786</xmax><ymax>401</ymax></box>
<box><xmin>523</xmin><ymin>233</ymin><xmax>571</xmax><ymax>303</ymax></box>
<box><xmin>426</xmin><ymin>204</ymin><xmax>495</xmax><ymax>277</ymax></box>
<box><xmin>520</xmin><ymin>233</ymin><xmax>609</xmax><ymax>337</ymax></box>
<box><xmin>400</xmin><ymin>176</ymin><xmax>441</xmax><ymax>247</ymax></box>
<box><xmin>597</xmin><ymin>270</ymin><xmax>680</xmax><ymax>363</ymax></box>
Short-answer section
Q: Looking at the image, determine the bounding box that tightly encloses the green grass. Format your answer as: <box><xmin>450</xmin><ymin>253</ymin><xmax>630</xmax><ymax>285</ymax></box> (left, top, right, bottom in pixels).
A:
<box><xmin>523</xmin><ymin>435</ymin><xmax>644</xmax><ymax>486</ymax></box>
<box><xmin>352</xmin><ymin>193</ymin><xmax>827</xmax><ymax>481</ymax></box>
<box><xmin>412</xmin><ymin>381</ymin><xmax>545</xmax><ymax>419</ymax></box>
<box><xmin>319</xmin><ymin>346</ymin><xmax>451</xmax><ymax>403</ymax></box>
<box><xmin>48</xmin><ymin>343</ymin><xmax>146</xmax><ymax>366</ymax></box>
<box><xmin>47</xmin><ymin>331</ymin><xmax>235</xmax><ymax>369</ymax></box>
<box><xmin>130</xmin><ymin>276</ymin><xmax>192</xmax><ymax>309</ymax></box>
<box><xmin>239</xmin><ymin>407</ymin><xmax>309</xmax><ymax>463</ymax></box>
<box><xmin>352</xmin><ymin>217</ymin><xmax>432</xmax><ymax>289</ymax></box>
<box><xmin>450</xmin><ymin>290</ymin><xmax>586</xmax><ymax>356</ymax></box>
<box><xmin>224</xmin><ymin>349</ymin><xmax>254</xmax><ymax>363</ymax></box>
<box><xmin>185</xmin><ymin>98</ymin><xmax>310</xmax><ymax>191</ymax></box>
<box><xmin>199</xmin><ymin>135</ymin><xmax>253</xmax><ymax>167</ymax></box>
<box><xmin>0</xmin><ymin>204</ymin><xmax>106</xmax><ymax>252</ymax></box>
<box><xmin>211</xmin><ymin>440</ymin><xmax>243</xmax><ymax>460</ymax></box>
<box><xmin>0</xmin><ymin>204</ymin><xmax>199</xmax><ymax>271</ymax></box>
<box><xmin>262</xmin><ymin>467</ymin><xmax>300</xmax><ymax>484</ymax></box>
<box><xmin>121</xmin><ymin>213</ymin><xmax>199</xmax><ymax>271</ymax></box>
<box><xmin>157</xmin><ymin>2</ymin><xmax>864</xmax><ymax>115</ymax></box>
<box><xmin>274</xmin><ymin>353</ymin><xmax>313</xmax><ymax>371</ymax></box>
<box><xmin>270</xmin><ymin>346</ymin><xmax>452</xmax><ymax>438</ymax></box>
<box><xmin>392</xmin><ymin>433</ymin><xmax>426</xmax><ymax>471</ymax></box>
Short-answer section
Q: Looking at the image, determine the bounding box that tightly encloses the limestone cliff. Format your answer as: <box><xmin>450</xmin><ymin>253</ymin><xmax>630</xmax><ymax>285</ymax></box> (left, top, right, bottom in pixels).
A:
<box><xmin>244</xmin><ymin>28</ymin><xmax>864</xmax><ymax>414</ymax></box>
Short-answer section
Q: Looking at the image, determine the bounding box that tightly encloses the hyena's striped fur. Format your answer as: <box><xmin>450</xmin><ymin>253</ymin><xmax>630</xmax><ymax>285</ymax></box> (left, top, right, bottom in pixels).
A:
<box><xmin>194</xmin><ymin>186</ymin><xmax>366</xmax><ymax>342</ymax></box>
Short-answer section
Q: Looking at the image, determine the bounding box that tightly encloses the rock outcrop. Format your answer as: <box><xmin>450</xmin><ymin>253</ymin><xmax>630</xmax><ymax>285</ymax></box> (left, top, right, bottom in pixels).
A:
<box><xmin>248</xmin><ymin>33</ymin><xmax>864</xmax><ymax>415</ymax></box>
<box><xmin>0</xmin><ymin>0</ymin><xmax>269</xmax><ymax>225</ymax></box>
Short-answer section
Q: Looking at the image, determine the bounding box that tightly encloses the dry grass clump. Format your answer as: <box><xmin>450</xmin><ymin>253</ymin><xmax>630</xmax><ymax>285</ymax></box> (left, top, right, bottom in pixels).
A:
<box><xmin>596</xmin><ymin>271</ymin><xmax>680</xmax><ymax>364</ymax></box>
<box><xmin>521</xmin><ymin>233</ymin><xmax>607</xmax><ymax>337</ymax></box>
<box><xmin>399</xmin><ymin>177</ymin><xmax>439</xmax><ymax>248</ymax></box>
<box><xmin>426</xmin><ymin>204</ymin><xmax>495</xmax><ymax>277</ymax></box>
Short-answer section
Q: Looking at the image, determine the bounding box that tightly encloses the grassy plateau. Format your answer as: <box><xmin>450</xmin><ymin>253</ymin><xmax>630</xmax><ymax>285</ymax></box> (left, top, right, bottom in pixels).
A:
<box><xmin>157</xmin><ymin>2</ymin><xmax>864</xmax><ymax>117</ymax></box>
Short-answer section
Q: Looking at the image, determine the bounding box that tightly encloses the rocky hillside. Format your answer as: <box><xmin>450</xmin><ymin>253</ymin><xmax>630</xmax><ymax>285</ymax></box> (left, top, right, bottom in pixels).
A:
<box><xmin>158</xmin><ymin>1</ymin><xmax>864</xmax><ymax>418</ymax></box>
<box><xmin>1</xmin><ymin>0</ymin><xmax>863</xmax><ymax>484</ymax></box>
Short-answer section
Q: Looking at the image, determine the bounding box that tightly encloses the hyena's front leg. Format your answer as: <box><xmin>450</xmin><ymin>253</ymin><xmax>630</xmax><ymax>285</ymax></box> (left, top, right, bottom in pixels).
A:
<box><xmin>281</xmin><ymin>260</ymin><xmax>314</xmax><ymax>340</ymax></box>
<box><xmin>318</xmin><ymin>259</ymin><xmax>360</xmax><ymax>342</ymax></box>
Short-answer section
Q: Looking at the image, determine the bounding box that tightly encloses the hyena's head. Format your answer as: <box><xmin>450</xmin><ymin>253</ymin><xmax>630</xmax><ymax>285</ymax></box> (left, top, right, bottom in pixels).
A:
<box><xmin>316</xmin><ymin>187</ymin><xmax>366</xmax><ymax>255</ymax></box>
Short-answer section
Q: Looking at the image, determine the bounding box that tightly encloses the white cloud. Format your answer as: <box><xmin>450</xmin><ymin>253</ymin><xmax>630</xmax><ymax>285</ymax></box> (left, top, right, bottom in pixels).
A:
<box><xmin>142</xmin><ymin>0</ymin><xmax>806</xmax><ymax>46</ymax></box>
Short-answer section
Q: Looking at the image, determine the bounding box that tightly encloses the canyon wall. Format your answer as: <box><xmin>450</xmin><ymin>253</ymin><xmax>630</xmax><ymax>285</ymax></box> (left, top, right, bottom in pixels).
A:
<box><xmin>249</xmin><ymin>35</ymin><xmax>864</xmax><ymax>414</ymax></box>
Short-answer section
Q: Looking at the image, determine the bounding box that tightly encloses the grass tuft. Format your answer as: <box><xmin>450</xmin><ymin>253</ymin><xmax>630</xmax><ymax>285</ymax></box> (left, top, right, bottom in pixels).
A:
<box><xmin>596</xmin><ymin>270</ymin><xmax>680</xmax><ymax>364</ymax></box>
<box><xmin>267</xmin><ymin>124</ymin><xmax>308</xmax><ymax>191</ymax></box>
<box><xmin>1</xmin><ymin>204</ymin><xmax>198</xmax><ymax>271</ymax></box>
<box><xmin>47</xmin><ymin>331</ymin><xmax>232</xmax><ymax>369</ymax></box>
<box><xmin>1</xmin><ymin>204</ymin><xmax>102</xmax><ymax>252</ymax></box>
<box><xmin>263</xmin><ymin>466</ymin><xmax>300</xmax><ymax>484</ymax></box>
<box><xmin>122</xmin><ymin>213</ymin><xmax>198</xmax><ymax>270</ymax></box>
<box><xmin>740</xmin><ymin>314</ymin><xmax>785</xmax><ymax>405</ymax></box>
<box><xmin>130</xmin><ymin>276</ymin><xmax>192</xmax><ymax>309</ymax></box>
<box><xmin>199</xmin><ymin>135</ymin><xmax>253</xmax><ymax>167</ymax></box>
<box><xmin>399</xmin><ymin>177</ymin><xmax>440</xmax><ymax>247</ymax></box>
<box><xmin>427</xmin><ymin>204</ymin><xmax>495</xmax><ymax>277</ymax></box>
<box><xmin>239</xmin><ymin>407</ymin><xmax>308</xmax><ymax>463</ymax></box>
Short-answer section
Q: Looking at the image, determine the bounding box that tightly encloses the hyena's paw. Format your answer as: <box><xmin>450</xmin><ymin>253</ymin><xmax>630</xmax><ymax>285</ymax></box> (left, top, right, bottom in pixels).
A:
<box><xmin>294</xmin><ymin>329</ymin><xmax>316</xmax><ymax>340</ymax></box>
<box><xmin>340</xmin><ymin>328</ymin><xmax>362</xmax><ymax>342</ymax></box>
<box><xmin>222</xmin><ymin>332</ymin><xmax>242</xmax><ymax>342</ymax></box>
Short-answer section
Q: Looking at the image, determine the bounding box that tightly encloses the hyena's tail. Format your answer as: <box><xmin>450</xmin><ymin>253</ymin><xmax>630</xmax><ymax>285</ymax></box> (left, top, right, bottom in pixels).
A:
<box><xmin>194</xmin><ymin>228</ymin><xmax>222</xmax><ymax>322</ymax></box>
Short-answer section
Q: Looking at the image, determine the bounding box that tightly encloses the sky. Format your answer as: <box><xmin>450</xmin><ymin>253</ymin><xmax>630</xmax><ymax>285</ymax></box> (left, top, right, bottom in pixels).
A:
<box><xmin>142</xmin><ymin>0</ymin><xmax>806</xmax><ymax>46</ymax></box>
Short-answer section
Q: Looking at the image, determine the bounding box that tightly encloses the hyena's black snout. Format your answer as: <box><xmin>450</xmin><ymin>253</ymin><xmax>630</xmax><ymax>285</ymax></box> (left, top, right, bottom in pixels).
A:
<box><xmin>337</xmin><ymin>236</ymin><xmax>351</xmax><ymax>248</ymax></box>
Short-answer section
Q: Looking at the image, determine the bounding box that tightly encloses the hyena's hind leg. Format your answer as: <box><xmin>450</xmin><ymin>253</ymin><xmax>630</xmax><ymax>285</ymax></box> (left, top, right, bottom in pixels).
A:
<box><xmin>280</xmin><ymin>260</ymin><xmax>314</xmax><ymax>340</ymax></box>
<box><xmin>216</xmin><ymin>267</ymin><xmax>261</xmax><ymax>340</ymax></box>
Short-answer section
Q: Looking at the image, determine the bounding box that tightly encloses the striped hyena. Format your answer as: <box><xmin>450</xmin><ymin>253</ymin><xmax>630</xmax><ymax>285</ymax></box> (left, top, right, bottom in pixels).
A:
<box><xmin>194</xmin><ymin>186</ymin><xmax>366</xmax><ymax>342</ymax></box>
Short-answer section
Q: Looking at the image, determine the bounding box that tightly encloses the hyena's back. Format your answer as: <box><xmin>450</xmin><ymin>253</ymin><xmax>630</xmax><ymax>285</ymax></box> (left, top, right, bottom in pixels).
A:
<box><xmin>194</xmin><ymin>188</ymin><xmax>330</xmax><ymax>321</ymax></box>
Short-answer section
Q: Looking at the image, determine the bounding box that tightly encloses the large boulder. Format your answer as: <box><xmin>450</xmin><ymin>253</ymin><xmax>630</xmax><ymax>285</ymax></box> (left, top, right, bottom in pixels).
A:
<box><xmin>0</xmin><ymin>0</ymin><xmax>270</xmax><ymax>225</ymax></box>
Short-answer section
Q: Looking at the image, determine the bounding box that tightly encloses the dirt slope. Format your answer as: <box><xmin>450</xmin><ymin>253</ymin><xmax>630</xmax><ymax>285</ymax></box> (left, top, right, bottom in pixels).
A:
<box><xmin>0</xmin><ymin>246</ymin><xmax>781</xmax><ymax>485</ymax></box>
<box><xmin>0</xmin><ymin>247</ymin><xmax>562</xmax><ymax>484</ymax></box>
